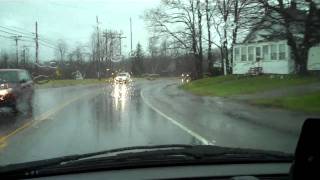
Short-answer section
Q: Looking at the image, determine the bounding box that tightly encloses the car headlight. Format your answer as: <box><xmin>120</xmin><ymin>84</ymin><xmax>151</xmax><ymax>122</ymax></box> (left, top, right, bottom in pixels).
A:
<box><xmin>0</xmin><ymin>88</ymin><xmax>12</xmax><ymax>96</ymax></box>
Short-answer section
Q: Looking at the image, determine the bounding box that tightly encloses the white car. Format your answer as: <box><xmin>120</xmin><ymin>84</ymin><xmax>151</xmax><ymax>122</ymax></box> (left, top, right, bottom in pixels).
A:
<box><xmin>114</xmin><ymin>72</ymin><xmax>131</xmax><ymax>83</ymax></box>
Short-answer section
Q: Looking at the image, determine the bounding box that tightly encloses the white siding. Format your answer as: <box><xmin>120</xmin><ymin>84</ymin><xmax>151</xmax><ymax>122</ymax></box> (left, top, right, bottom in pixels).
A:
<box><xmin>233</xmin><ymin>40</ymin><xmax>294</xmax><ymax>74</ymax></box>
<box><xmin>308</xmin><ymin>46</ymin><xmax>320</xmax><ymax>71</ymax></box>
<box><xmin>233</xmin><ymin>61</ymin><xmax>292</xmax><ymax>74</ymax></box>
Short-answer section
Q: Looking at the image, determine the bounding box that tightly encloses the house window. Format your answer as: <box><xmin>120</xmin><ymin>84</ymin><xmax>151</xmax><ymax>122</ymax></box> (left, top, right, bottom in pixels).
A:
<box><xmin>248</xmin><ymin>46</ymin><xmax>254</xmax><ymax>61</ymax></box>
<box><xmin>279</xmin><ymin>44</ymin><xmax>286</xmax><ymax>60</ymax></box>
<box><xmin>234</xmin><ymin>47</ymin><xmax>240</xmax><ymax>61</ymax></box>
<box><xmin>256</xmin><ymin>47</ymin><xmax>261</xmax><ymax>61</ymax></box>
<box><xmin>271</xmin><ymin>44</ymin><xmax>277</xmax><ymax>60</ymax></box>
<box><xmin>241</xmin><ymin>47</ymin><xmax>247</xmax><ymax>61</ymax></box>
<box><xmin>262</xmin><ymin>45</ymin><xmax>269</xmax><ymax>60</ymax></box>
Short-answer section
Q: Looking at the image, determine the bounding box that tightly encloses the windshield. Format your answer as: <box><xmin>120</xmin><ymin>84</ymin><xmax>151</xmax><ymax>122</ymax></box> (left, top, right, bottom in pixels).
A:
<box><xmin>0</xmin><ymin>0</ymin><xmax>319</xmax><ymax>167</ymax></box>
<box><xmin>118</xmin><ymin>73</ymin><xmax>128</xmax><ymax>77</ymax></box>
<box><xmin>0</xmin><ymin>71</ymin><xmax>19</xmax><ymax>83</ymax></box>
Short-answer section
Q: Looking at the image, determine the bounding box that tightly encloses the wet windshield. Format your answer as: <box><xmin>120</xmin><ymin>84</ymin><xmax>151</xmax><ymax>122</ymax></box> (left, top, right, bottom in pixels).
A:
<box><xmin>118</xmin><ymin>73</ymin><xmax>128</xmax><ymax>76</ymax></box>
<box><xmin>0</xmin><ymin>71</ymin><xmax>19</xmax><ymax>83</ymax></box>
<box><xmin>0</xmin><ymin>0</ymin><xmax>319</xmax><ymax>167</ymax></box>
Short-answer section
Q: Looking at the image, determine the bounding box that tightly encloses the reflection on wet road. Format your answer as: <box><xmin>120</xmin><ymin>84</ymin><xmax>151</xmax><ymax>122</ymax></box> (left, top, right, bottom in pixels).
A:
<box><xmin>0</xmin><ymin>81</ymin><xmax>200</xmax><ymax>165</ymax></box>
<box><xmin>111</xmin><ymin>83</ymin><xmax>134</xmax><ymax>111</ymax></box>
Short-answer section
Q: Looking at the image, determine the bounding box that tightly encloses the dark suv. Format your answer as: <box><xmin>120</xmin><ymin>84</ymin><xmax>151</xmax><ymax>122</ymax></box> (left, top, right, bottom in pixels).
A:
<box><xmin>0</xmin><ymin>69</ymin><xmax>34</xmax><ymax>114</ymax></box>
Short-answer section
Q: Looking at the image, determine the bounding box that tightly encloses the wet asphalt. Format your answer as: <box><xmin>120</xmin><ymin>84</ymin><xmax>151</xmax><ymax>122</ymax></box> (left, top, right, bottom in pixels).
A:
<box><xmin>0</xmin><ymin>78</ymin><xmax>301</xmax><ymax>165</ymax></box>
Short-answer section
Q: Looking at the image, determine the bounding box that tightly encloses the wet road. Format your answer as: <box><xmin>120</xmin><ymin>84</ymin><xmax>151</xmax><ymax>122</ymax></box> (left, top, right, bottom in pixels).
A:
<box><xmin>0</xmin><ymin>80</ymin><xmax>200</xmax><ymax>165</ymax></box>
<box><xmin>0</xmin><ymin>79</ymin><xmax>300</xmax><ymax>165</ymax></box>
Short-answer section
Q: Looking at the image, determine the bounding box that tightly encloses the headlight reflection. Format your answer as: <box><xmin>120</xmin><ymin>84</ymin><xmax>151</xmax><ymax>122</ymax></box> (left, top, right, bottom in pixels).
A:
<box><xmin>111</xmin><ymin>83</ymin><xmax>132</xmax><ymax>111</ymax></box>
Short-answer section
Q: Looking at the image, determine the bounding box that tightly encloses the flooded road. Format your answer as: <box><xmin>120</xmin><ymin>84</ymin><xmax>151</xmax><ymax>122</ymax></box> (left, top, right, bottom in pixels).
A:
<box><xmin>0</xmin><ymin>79</ymin><xmax>300</xmax><ymax>166</ymax></box>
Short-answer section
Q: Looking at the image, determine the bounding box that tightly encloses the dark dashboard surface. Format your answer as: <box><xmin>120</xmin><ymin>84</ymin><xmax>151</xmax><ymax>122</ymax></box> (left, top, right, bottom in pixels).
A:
<box><xmin>34</xmin><ymin>163</ymin><xmax>290</xmax><ymax>180</ymax></box>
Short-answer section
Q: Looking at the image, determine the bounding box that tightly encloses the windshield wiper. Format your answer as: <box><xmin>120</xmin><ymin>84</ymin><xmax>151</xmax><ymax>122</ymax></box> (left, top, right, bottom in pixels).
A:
<box><xmin>0</xmin><ymin>145</ymin><xmax>293</xmax><ymax>178</ymax></box>
<box><xmin>0</xmin><ymin>144</ymin><xmax>191</xmax><ymax>176</ymax></box>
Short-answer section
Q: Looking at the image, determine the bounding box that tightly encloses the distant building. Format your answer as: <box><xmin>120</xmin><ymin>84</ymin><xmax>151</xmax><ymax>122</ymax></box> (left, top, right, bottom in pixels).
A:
<box><xmin>233</xmin><ymin>6</ymin><xmax>320</xmax><ymax>74</ymax></box>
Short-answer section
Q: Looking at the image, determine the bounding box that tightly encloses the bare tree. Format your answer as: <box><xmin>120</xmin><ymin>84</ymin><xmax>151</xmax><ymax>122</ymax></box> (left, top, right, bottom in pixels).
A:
<box><xmin>214</xmin><ymin>0</ymin><xmax>233</xmax><ymax>74</ymax></box>
<box><xmin>56</xmin><ymin>39</ymin><xmax>68</xmax><ymax>62</ymax></box>
<box><xmin>147</xmin><ymin>36</ymin><xmax>160</xmax><ymax>73</ymax></box>
<box><xmin>144</xmin><ymin>0</ymin><xmax>204</xmax><ymax>78</ymax></box>
<box><xmin>205</xmin><ymin>0</ymin><xmax>214</xmax><ymax>74</ymax></box>
<box><xmin>257</xmin><ymin>0</ymin><xmax>320</xmax><ymax>74</ymax></box>
<box><xmin>209</xmin><ymin>0</ymin><xmax>262</xmax><ymax>75</ymax></box>
<box><xmin>148</xmin><ymin>36</ymin><xmax>159</xmax><ymax>58</ymax></box>
<box><xmin>74</xmin><ymin>45</ymin><xmax>84</xmax><ymax>62</ymax></box>
<box><xmin>90</xmin><ymin>32</ymin><xmax>97</xmax><ymax>62</ymax></box>
<box><xmin>196</xmin><ymin>0</ymin><xmax>204</xmax><ymax>78</ymax></box>
<box><xmin>160</xmin><ymin>39</ymin><xmax>168</xmax><ymax>57</ymax></box>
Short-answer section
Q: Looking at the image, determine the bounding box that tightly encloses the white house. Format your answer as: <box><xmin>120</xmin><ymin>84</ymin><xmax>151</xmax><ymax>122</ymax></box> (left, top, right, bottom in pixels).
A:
<box><xmin>232</xmin><ymin>6</ymin><xmax>320</xmax><ymax>74</ymax></box>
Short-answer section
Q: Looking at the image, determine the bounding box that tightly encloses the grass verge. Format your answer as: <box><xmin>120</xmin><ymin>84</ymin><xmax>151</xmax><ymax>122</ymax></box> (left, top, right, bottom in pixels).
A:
<box><xmin>181</xmin><ymin>75</ymin><xmax>318</xmax><ymax>97</ymax></box>
<box><xmin>253</xmin><ymin>91</ymin><xmax>320</xmax><ymax>113</ymax></box>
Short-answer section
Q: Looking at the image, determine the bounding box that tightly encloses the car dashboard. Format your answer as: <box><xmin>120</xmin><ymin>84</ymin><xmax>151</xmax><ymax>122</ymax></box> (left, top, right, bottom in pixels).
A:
<box><xmin>32</xmin><ymin>163</ymin><xmax>291</xmax><ymax>180</ymax></box>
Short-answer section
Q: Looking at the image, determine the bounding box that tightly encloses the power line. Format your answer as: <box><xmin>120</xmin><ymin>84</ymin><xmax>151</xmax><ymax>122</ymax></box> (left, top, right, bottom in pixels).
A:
<box><xmin>38</xmin><ymin>38</ymin><xmax>57</xmax><ymax>46</ymax></box>
<box><xmin>0</xmin><ymin>29</ymin><xmax>35</xmax><ymax>40</ymax></box>
<box><xmin>20</xmin><ymin>39</ymin><xmax>35</xmax><ymax>43</ymax></box>
<box><xmin>5</xmin><ymin>25</ymin><xmax>34</xmax><ymax>35</ymax></box>
<box><xmin>0</xmin><ymin>34</ymin><xmax>13</xmax><ymax>40</ymax></box>
<box><xmin>0</xmin><ymin>29</ymin><xmax>19</xmax><ymax>36</ymax></box>
<box><xmin>39</xmin><ymin>42</ymin><xmax>58</xmax><ymax>50</ymax></box>
<box><xmin>0</xmin><ymin>25</ymin><xmax>34</xmax><ymax>37</ymax></box>
<box><xmin>0</xmin><ymin>25</ymin><xmax>57</xmax><ymax>45</ymax></box>
<box><xmin>39</xmin><ymin>36</ymin><xmax>56</xmax><ymax>43</ymax></box>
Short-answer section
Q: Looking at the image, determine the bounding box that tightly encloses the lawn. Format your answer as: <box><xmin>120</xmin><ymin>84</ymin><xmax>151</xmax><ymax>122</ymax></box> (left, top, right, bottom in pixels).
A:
<box><xmin>35</xmin><ymin>78</ymin><xmax>109</xmax><ymax>88</ymax></box>
<box><xmin>182</xmin><ymin>75</ymin><xmax>319</xmax><ymax>97</ymax></box>
<box><xmin>253</xmin><ymin>91</ymin><xmax>320</xmax><ymax>113</ymax></box>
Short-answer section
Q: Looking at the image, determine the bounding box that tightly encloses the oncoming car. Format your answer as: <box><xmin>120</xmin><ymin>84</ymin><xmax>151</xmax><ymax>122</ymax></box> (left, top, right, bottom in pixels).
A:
<box><xmin>114</xmin><ymin>72</ymin><xmax>131</xmax><ymax>84</ymax></box>
<box><xmin>181</xmin><ymin>73</ymin><xmax>191</xmax><ymax>83</ymax></box>
<box><xmin>0</xmin><ymin>69</ymin><xmax>34</xmax><ymax>114</ymax></box>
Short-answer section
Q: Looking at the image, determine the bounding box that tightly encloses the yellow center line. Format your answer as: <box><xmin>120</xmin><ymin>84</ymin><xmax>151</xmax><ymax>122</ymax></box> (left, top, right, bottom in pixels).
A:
<box><xmin>0</xmin><ymin>89</ymin><xmax>102</xmax><ymax>149</ymax></box>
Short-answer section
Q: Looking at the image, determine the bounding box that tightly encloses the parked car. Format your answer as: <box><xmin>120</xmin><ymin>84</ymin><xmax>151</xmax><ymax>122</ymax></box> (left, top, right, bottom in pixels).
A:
<box><xmin>114</xmin><ymin>72</ymin><xmax>131</xmax><ymax>84</ymax></box>
<box><xmin>0</xmin><ymin>69</ymin><xmax>34</xmax><ymax>114</ymax></box>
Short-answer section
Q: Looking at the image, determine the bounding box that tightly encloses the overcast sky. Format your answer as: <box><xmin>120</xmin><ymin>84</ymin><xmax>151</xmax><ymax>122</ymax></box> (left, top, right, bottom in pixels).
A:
<box><xmin>0</xmin><ymin>0</ymin><xmax>159</xmax><ymax>61</ymax></box>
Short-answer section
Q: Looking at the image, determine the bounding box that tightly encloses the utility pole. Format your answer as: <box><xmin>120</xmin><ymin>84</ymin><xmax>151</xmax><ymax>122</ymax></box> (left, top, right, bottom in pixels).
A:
<box><xmin>130</xmin><ymin>18</ymin><xmax>133</xmax><ymax>55</ymax></box>
<box><xmin>12</xmin><ymin>35</ymin><xmax>22</xmax><ymax>67</ymax></box>
<box><xmin>118</xmin><ymin>32</ymin><xmax>126</xmax><ymax>56</ymax></box>
<box><xmin>35</xmin><ymin>21</ymin><xmax>39</xmax><ymax>64</ymax></box>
